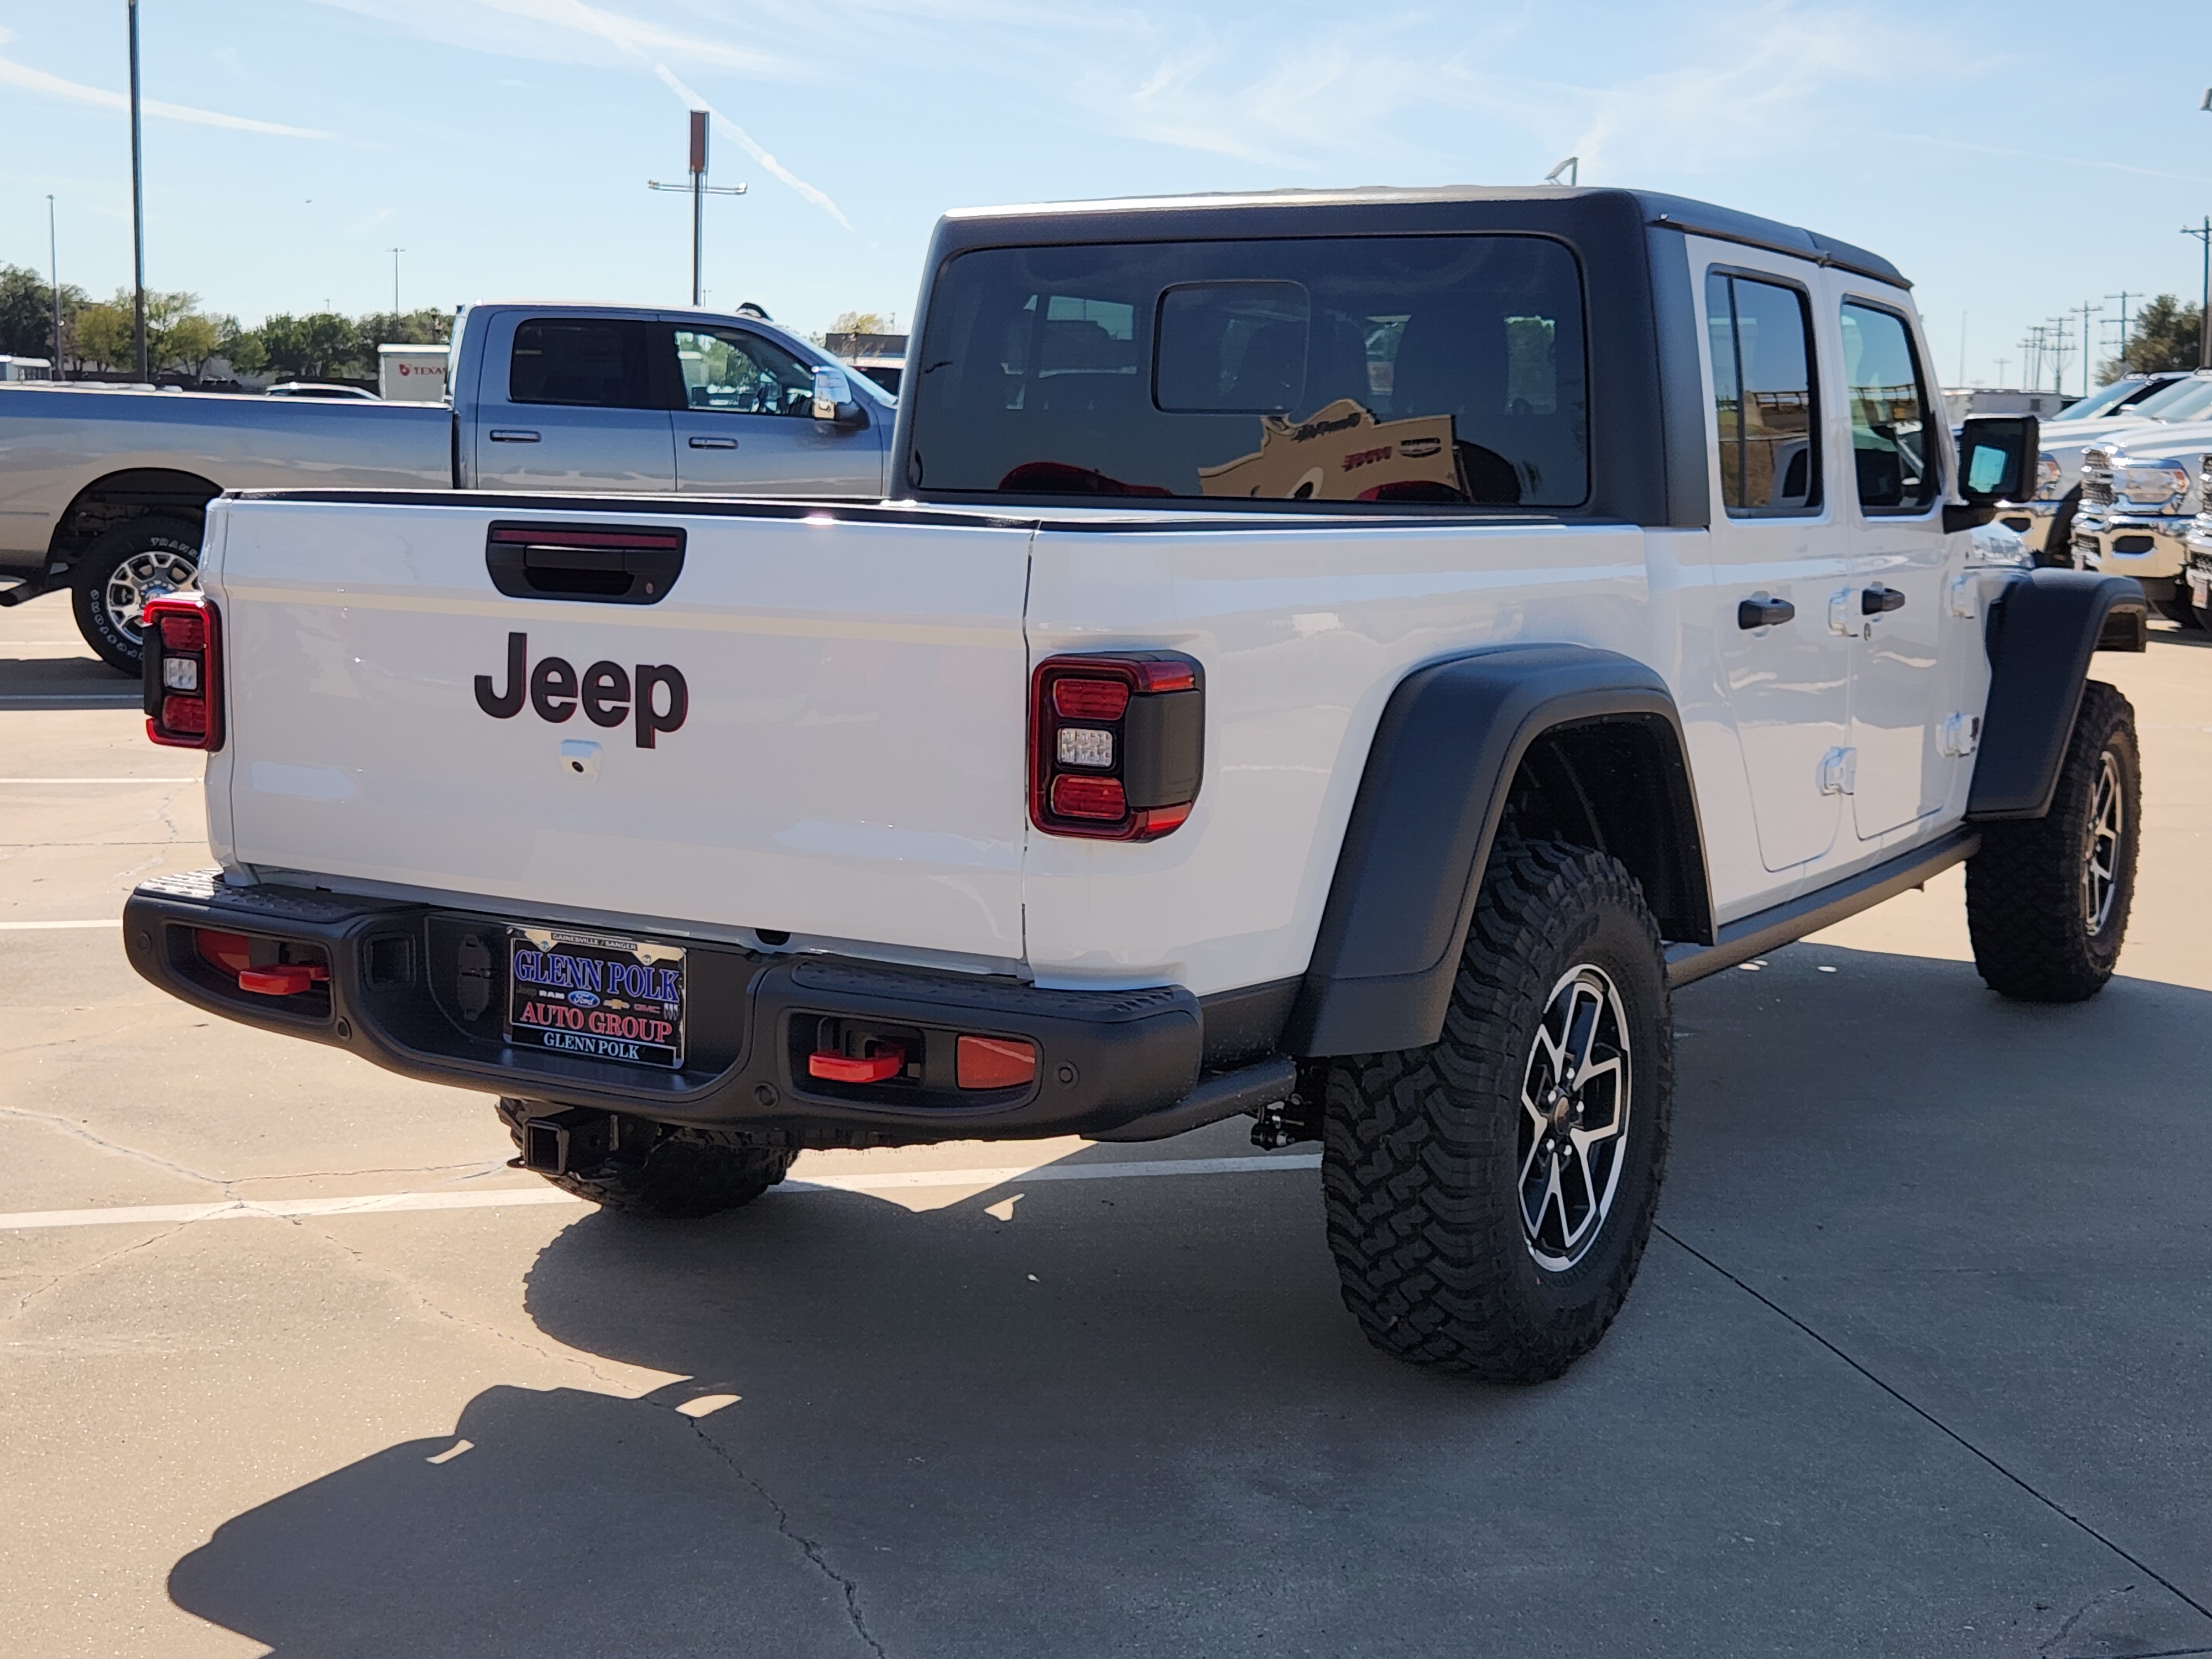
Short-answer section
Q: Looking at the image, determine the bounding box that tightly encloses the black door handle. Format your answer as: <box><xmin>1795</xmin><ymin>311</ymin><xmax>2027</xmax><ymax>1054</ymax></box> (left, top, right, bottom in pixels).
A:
<box><xmin>484</xmin><ymin>523</ymin><xmax>686</xmax><ymax>605</ymax></box>
<box><xmin>1862</xmin><ymin>583</ymin><xmax>1907</xmax><ymax>615</ymax></box>
<box><xmin>1737</xmin><ymin>594</ymin><xmax>1797</xmax><ymax>629</ymax></box>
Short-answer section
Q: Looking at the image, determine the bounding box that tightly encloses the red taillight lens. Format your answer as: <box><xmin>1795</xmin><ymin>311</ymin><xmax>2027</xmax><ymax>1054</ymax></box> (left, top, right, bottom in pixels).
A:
<box><xmin>143</xmin><ymin>594</ymin><xmax>222</xmax><ymax>752</ymax></box>
<box><xmin>1050</xmin><ymin>774</ymin><xmax>1126</xmax><ymax>820</ymax></box>
<box><xmin>1030</xmin><ymin>653</ymin><xmax>1204</xmax><ymax>842</ymax></box>
<box><xmin>956</xmin><ymin>1035</ymin><xmax>1037</xmax><ymax>1090</ymax></box>
<box><xmin>1051</xmin><ymin>677</ymin><xmax>1130</xmax><ymax>720</ymax></box>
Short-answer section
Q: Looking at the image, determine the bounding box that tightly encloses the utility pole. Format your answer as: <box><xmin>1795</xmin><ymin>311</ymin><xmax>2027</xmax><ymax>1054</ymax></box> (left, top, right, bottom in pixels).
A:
<box><xmin>1996</xmin><ymin>354</ymin><xmax>2010</xmax><ymax>387</ymax></box>
<box><xmin>2074</xmin><ymin>300</ymin><xmax>2102</xmax><ymax>397</ymax></box>
<box><xmin>2106</xmin><ymin>290</ymin><xmax>2140</xmax><ymax>372</ymax></box>
<box><xmin>388</xmin><ymin>247</ymin><xmax>404</xmax><ymax>314</ymax></box>
<box><xmin>127</xmin><ymin>0</ymin><xmax>147</xmax><ymax>383</ymax></box>
<box><xmin>2185</xmin><ymin>218</ymin><xmax>2212</xmax><ymax>368</ymax></box>
<box><xmin>47</xmin><ymin>195</ymin><xmax>61</xmax><ymax>380</ymax></box>
<box><xmin>648</xmin><ymin>111</ymin><xmax>746</xmax><ymax>306</ymax></box>
<box><xmin>2044</xmin><ymin>317</ymin><xmax>2074</xmax><ymax>395</ymax></box>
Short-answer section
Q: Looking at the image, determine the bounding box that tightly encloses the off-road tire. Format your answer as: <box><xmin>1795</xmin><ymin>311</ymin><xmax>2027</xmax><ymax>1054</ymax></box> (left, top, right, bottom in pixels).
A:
<box><xmin>1965</xmin><ymin>680</ymin><xmax>2139</xmax><ymax>1002</ymax></box>
<box><xmin>1321</xmin><ymin>838</ymin><xmax>1672</xmax><ymax>1383</ymax></box>
<box><xmin>70</xmin><ymin>516</ymin><xmax>203</xmax><ymax>675</ymax></box>
<box><xmin>495</xmin><ymin>1099</ymin><xmax>796</xmax><ymax>1218</ymax></box>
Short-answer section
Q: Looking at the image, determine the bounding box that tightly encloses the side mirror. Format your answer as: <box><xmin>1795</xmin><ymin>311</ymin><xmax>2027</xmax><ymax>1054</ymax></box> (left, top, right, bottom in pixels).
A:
<box><xmin>1948</xmin><ymin>414</ymin><xmax>2038</xmax><ymax>532</ymax></box>
<box><xmin>811</xmin><ymin>365</ymin><xmax>865</xmax><ymax>426</ymax></box>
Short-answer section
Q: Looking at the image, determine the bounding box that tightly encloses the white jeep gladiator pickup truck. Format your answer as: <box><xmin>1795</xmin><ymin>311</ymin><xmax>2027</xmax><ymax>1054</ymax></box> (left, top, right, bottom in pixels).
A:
<box><xmin>0</xmin><ymin>301</ymin><xmax>891</xmax><ymax>673</ymax></box>
<box><xmin>122</xmin><ymin>187</ymin><xmax>2148</xmax><ymax>1382</ymax></box>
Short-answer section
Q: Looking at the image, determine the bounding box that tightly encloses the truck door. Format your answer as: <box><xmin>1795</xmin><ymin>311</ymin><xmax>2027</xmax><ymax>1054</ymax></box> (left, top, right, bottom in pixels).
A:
<box><xmin>1832</xmin><ymin>294</ymin><xmax>1953</xmax><ymax>841</ymax></box>
<box><xmin>669</xmin><ymin>324</ymin><xmax>885</xmax><ymax>497</ymax></box>
<box><xmin>1695</xmin><ymin>244</ymin><xmax>1855</xmax><ymax>873</ymax></box>
<box><xmin>471</xmin><ymin>315</ymin><xmax>676</xmax><ymax>492</ymax></box>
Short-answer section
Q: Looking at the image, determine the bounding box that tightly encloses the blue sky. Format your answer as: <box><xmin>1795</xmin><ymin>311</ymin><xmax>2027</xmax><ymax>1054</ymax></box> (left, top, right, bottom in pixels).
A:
<box><xmin>0</xmin><ymin>0</ymin><xmax>2206</xmax><ymax>388</ymax></box>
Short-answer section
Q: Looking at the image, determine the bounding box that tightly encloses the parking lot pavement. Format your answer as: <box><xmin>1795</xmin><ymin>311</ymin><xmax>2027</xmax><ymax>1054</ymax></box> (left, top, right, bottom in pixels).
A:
<box><xmin>3</xmin><ymin>587</ymin><xmax>2210</xmax><ymax>1658</ymax></box>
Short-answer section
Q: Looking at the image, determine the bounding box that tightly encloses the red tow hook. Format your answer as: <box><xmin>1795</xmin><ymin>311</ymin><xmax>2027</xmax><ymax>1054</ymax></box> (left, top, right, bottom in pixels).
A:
<box><xmin>238</xmin><ymin>964</ymin><xmax>329</xmax><ymax>997</ymax></box>
<box><xmin>808</xmin><ymin>1044</ymin><xmax>906</xmax><ymax>1083</ymax></box>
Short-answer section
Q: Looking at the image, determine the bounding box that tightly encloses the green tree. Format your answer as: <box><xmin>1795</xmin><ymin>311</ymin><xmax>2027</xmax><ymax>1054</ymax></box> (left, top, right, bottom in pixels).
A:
<box><xmin>75</xmin><ymin>301</ymin><xmax>133</xmax><ymax>372</ymax></box>
<box><xmin>2100</xmin><ymin>293</ymin><xmax>2208</xmax><ymax>378</ymax></box>
<box><xmin>161</xmin><ymin>312</ymin><xmax>223</xmax><ymax>378</ymax></box>
<box><xmin>253</xmin><ymin>311</ymin><xmax>366</xmax><ymax>380</ymax></box>
<box><xmin>218</xmin><ymin>316</ymin><xmax>265</xmax><ymax>377</ymax></box>
<box><xmin>0</xmin><ymin>263</ymin><xmax>85</xmax><ymax>361</ymax></box>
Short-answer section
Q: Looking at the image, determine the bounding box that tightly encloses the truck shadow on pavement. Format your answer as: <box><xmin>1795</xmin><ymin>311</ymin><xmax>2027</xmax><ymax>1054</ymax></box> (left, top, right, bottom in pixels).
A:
<box><xmin>0</xmin><ymin>638</ymin><xmax>137</xmax><ymax>707</ymax></box>
<box><xmin>165</xmin><ymin>942</ymin><xmax>2212</xmax><ymax>1659</ymax></box>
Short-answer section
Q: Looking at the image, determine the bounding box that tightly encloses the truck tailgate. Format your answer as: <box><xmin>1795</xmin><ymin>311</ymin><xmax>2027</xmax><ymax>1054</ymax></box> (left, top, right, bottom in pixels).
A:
<box><xmin>210</xmin><ymin>498</ymin><xmax>1034</xmax><ymax>962</ymax></box>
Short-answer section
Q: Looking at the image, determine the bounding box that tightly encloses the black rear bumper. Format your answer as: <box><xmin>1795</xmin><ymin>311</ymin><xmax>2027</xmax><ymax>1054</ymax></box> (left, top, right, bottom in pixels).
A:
<box><xmin>122</xmin><ymin>871</ymin><xmax>1224</xmax><ymax>1146</ymax></box>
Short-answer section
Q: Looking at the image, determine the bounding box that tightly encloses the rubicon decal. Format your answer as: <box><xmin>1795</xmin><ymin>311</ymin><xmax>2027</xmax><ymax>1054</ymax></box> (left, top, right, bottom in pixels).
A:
<box><xmin>473</xmin><ymin>632</ymin><xmax>688</xmax><ymax>748</ymax></box>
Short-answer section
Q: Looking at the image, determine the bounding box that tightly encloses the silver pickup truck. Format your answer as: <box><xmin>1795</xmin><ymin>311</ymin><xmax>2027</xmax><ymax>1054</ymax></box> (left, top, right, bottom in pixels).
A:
<box><xmin>0</xmin><ymin>301</ymin><xmax>895</xmax><ymax>671</ymax></box>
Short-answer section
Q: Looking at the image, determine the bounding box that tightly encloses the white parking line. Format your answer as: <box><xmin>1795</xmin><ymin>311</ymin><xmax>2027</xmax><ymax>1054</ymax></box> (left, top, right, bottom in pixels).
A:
<box><xmin>0</xmin><ymin>919</ymin><xmax>121</xmax><ymax>930</ymax></box>
<box><xmin>0</xmin><ymin>1153</ymin><xmax>1323</xmax><ymax>1232</ymax></box>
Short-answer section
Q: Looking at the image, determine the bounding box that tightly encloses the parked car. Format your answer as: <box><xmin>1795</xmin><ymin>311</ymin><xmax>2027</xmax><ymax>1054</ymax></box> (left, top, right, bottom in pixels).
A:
<box><xmin>119</xmin><ymin>186</ymin><xmax>2145</xmax><ymax>1384</ymax></box>
<box><xmin>1997</xmin><ymin>370</ymin><xmax>2212</xmax><ymax>562</ymax></box>
<box><xmin>262</xmin><ymin>383</ymin><xmax>380</xmax><ymax>400</ymax></box>
<box><xmin>2071</xmin><ymin>422</ymin><xmax>2212</xmax><ymax>623</ymax></box>
<box><xmin>0</xmin><ymin>302</ymin><xmax>895</xmax><ymax>672</ymax></box>
<box><xmin>2184</xmin><ymin>463</ymin><xmax>2212</xmax><ymax>625</ymax></box>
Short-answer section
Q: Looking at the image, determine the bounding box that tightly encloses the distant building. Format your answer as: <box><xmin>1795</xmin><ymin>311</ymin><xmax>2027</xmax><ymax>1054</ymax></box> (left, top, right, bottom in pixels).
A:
<box><xmin>1942</xmin><ymin>387</ymin><xmax>2071</xmax><ymax>425</ymax></box>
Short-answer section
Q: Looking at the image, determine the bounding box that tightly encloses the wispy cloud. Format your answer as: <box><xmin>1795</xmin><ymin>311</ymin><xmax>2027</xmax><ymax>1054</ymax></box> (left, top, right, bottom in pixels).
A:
<box><xmin>1903</xmin><ymin>132</ymin><xmax>2212</xmax><ymax>188</ymax></box>
<box><xmin>651</xmin><ymin>64</ymin><xmax>851</xmax><ymax>229</ymax></box>
<box><xmin>0</xmin><ymin>32</ymin><xmax>328</xmax><ymax>138</ymax></box>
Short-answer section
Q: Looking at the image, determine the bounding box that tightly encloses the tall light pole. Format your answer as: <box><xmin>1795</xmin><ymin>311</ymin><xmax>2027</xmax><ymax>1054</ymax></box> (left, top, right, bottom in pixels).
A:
<box><xmin>2185</xmin><ymin>218</ymin><xmax>2212</xmax><ymax>369</ymax></box>
<box><xmin>649</xmin><ymin>111</ymin><xmax>745</xmax><ymax>305</ymax></box>
<box><xmin>388</xmin><ymin>247</ymin><xmax>404</xmax><ymax>314</ymax></box>
<box><xmin>48</xmin><ymin>195</ymin><xmax>61</xmax><ymax>380</ymax></box>
<box><xmin>128</xmin><ymin>0</ymin><xmax>147</xmax><ymax>383</ymax></box>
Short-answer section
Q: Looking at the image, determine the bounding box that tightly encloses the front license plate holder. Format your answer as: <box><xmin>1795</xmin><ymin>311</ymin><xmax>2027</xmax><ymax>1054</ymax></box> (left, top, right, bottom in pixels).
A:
<box><xmin>505</xmin><ymin>926</ymin><xmax>685</xmax><ymax>1069</ymax></box>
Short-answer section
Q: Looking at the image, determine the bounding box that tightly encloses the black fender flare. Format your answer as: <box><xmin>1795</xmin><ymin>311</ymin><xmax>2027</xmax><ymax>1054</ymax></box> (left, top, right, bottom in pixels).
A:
<box><xmin>1284</xmin><ymin>645</ymin><xmax>1713</xmax><ymax>1057</ymax></box>
<box><xmin>1967</xmin><ymin>570</ymin><xmax>2146</xmax><ymax>821</ymax></box>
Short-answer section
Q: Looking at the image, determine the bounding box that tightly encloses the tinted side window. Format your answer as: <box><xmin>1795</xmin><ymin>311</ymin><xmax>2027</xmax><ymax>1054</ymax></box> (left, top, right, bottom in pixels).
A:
<box><xmin>509</xmin><ymin>320</ymin><xmax>658</xmax><ymax>408</ymax></box>
<box><xmin>674</xmin><ymin>328</ymin><xmax>816</xmax><ymax>416</ymax></box>
<box><xmin>1840</xmin><ymin>301</ymin><xmax>1938</xmax><ymax>512</ymax></box>
<box><xmin>1705</xmin><ymin>272</ymin><xmax>1820</xmax><ymax>514</ymax></box>
<box><xmin>912</xmin><ymin>236</ymin><xmax>1587</xmax><ymax>508</ymax></box>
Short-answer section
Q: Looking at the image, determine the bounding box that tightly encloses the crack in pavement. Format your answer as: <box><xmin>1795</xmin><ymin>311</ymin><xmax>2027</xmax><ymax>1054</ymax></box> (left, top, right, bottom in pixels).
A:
<box><xmin>2041</xmin><ymin>1584</ymin><xmax>2140</xmax><ymax>1656</ymax></box>
<box><xmin>1657</xmin><ymin>1225</ymin><xmax>2212</xmax><ymax>1627</ymax></box>
<box><xmin>0</xmin><ymin>1104</ymin><xmax>230</xmax><ymax>1190</ymax></box>
<box><xmin>684</xmin><ymin>1416</ymin><xmax>888</xmax><ymax>1659</ymax></box>
<box><xmin>4</xmin><ymin>1220</ymin><xmax>192</xmax><ymax>1327</ymax></box>
<box><xmin>280</xmin><ymin>1214</ymin><xmax>638</xmax><ymax>1394</ymax></box>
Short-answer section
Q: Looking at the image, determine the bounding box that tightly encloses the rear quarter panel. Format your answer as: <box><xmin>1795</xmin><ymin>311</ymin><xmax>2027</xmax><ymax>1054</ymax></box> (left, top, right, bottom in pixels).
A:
<box><xmin>1021</xmin><ymin>519</ymin><xmax>1754</xmax><ymax>997</ymax></box>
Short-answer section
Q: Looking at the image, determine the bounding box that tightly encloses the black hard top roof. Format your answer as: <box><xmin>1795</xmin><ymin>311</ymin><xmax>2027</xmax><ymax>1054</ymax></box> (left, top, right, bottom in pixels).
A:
<box><xmin>934</xmin><ymin>184</ymin><xmax>1908</xmax><ymax>290</ymax></box>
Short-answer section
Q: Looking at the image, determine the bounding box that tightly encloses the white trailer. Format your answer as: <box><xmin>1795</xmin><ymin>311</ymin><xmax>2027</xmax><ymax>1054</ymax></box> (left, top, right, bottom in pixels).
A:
<box><xmin>378</xmin><ymin>345</ymin><xmax>449</xmax><ymax>402</ymax></box>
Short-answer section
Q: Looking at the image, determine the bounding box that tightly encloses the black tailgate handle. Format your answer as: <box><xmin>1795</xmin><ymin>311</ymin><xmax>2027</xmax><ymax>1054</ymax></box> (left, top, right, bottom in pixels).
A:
<box><xmin>484</xmin><ymin>523</ymin><xmax>685</xmax><ymax>605</ymax></box>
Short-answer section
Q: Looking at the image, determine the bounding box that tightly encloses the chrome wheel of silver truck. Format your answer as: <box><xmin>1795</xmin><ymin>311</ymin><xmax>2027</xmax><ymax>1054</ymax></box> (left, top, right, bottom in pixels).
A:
<box><xmin>71</xmin><ymin>518</ymin><xmax>202</xmax><ymax>676</ymax></box>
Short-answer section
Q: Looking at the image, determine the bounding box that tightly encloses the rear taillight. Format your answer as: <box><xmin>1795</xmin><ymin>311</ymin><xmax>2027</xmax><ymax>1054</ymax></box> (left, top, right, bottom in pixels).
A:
<box><xmin>1029</xmin><ymin>653</ymin><xmax>1203</xmax><ymax>841</ymax></box>
<box><xmin>143</xmin><ymin>594</ymin><xmax>222</xmax><ymax>750</ymax></box>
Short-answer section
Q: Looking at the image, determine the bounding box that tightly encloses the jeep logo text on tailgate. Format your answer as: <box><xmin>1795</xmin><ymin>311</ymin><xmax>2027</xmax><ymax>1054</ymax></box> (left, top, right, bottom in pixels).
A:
<box><xmin>474</xmin><ymin>632</ymin><xmax>688</xmax><ymax>748</ymax></box>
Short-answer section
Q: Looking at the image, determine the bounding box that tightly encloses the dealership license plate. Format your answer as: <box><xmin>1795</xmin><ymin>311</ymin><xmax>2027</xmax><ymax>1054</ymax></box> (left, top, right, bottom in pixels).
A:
<box><xmin>505</xmin><ymin>927</ymin><xmax>685</xmax><ymax>1068</ymax></box>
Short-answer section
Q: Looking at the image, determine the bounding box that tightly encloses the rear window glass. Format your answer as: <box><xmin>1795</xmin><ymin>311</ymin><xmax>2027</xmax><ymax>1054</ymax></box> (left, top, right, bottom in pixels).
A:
<box><xmin>509</xmin><ymin>320</ymin><xmax>658</xmax><ymax>409</ymax></box>
<box><xmin>910</xmin><ymin>236</ymin><xmax>1587</xmax><ymax>507</ymax></box>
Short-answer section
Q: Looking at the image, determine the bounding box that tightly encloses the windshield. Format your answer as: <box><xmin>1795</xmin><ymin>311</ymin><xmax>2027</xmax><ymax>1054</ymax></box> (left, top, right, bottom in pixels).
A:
<box><xmin>910</xmin><ymin>234</ymin><xmax>1588</xmax><ymax>507</ymax></box>
<box><xmin>2049</xmin><ymin>378</ymin><xmax>2166</xmax><ymax>422</ymax></box>
<box><xmin>2130</xmin><ymin>373</ymin><xmax>2212</xmax><ymax>421</ymax></box>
